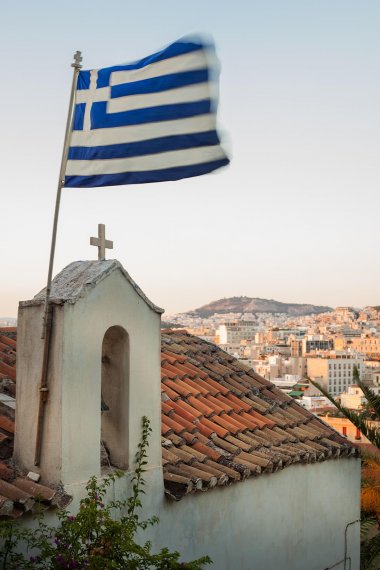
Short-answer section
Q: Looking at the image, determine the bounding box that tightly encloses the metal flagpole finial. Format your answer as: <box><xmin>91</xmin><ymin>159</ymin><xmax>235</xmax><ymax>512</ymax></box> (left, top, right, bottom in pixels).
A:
<box><xmin>72</xmin><ymin>50</ymin><xmax>83</xmax><ymax>69</ymax></box>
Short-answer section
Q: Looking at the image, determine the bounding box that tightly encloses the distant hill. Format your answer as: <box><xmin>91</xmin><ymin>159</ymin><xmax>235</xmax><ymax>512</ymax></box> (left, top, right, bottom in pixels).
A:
<box><xmin>190</xmin><ymin>296</ymin><xmax>332</xmax><ymax>318</ymax></box>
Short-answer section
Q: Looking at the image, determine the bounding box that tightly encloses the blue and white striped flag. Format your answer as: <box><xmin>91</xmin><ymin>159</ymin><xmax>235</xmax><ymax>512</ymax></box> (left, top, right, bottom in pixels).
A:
<box><xmin>64</xmin><ymin>36</ymin><xmax>229</xmax><ymax>188</ymax></box>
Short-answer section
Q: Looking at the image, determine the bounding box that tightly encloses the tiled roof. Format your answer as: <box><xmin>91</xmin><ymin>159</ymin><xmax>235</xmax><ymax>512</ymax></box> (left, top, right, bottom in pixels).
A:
<box><xmin>0</xmin><ymin>329</ymin><xmax>16</xmax><ymax>382</ymax></box>
<box><xmin>0</xmin><ymin>328</ymin><xmax>65</xmax><ymax>518</ymax></box>
<box><xmin>161</xmin><ymin>330</ymin><xmax>358</xmax><ymax>500</ymax></box>
<box><xmin>0</xmin><ymin>328</ymin><xmax>357</xmax><ymax>512</ymax></box>
<box><xmin>0</xmin><ymin>463</ymin><xmax>69</xmax><ymax>518</ymax></box>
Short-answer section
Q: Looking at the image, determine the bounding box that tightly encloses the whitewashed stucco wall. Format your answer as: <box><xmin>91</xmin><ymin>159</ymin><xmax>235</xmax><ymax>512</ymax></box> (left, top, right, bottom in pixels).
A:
<box><xmin>142</xmin><ymin>457</ymin><xmax>361</xmax><ymax>570</ymax></box>
<box><xmin>16</xmin><ymin>457</ymin><xmax>360</xmax><ymax>570</ymax></box>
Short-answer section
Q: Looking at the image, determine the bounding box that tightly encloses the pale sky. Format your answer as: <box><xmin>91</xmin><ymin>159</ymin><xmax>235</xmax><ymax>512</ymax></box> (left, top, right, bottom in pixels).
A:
<box><xmin>1</xmin><ymin>1</ymin><xmax>379</xmax><ymax>317</ymax></box>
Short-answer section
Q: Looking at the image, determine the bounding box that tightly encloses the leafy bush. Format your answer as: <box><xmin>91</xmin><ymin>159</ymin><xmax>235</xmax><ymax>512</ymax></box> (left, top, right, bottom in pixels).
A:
<box><xmin>0</xmin><ymin>417</ymin><xmax>211</xmax><ymax>569</ymax></box>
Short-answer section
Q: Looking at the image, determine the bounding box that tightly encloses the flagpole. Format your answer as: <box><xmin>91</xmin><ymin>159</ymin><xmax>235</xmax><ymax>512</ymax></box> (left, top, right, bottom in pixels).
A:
<box><xmin>34</xmin><ymin>50</ymin><xmax>82</xmax><ymax>466</ymax></box>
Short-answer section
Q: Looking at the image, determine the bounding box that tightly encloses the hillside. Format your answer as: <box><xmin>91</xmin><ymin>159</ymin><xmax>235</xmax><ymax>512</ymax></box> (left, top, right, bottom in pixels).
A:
<box><xmin>190</xmin><ymin>296</ymin><xmax>332</xmax><ymax>318</ymax></box>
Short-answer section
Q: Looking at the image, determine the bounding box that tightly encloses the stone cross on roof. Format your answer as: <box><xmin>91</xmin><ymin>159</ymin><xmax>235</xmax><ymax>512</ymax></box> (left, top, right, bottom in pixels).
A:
<box><xmin>90</xmin><ymin>224</ymin><xmax>113</xmax><ymax>260</ymax></box>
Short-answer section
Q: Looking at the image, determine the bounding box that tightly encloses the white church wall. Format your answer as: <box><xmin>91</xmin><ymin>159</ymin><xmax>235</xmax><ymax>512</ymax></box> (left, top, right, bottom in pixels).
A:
<box><xmin>12</xmin><ymin>457</ymin><xmax>360</xmax><ymax>570</ymax></box>
<box><xmin>143</xmin><ymin>458</ymin><xmax>361</xmax><ymax>570</ymax></box>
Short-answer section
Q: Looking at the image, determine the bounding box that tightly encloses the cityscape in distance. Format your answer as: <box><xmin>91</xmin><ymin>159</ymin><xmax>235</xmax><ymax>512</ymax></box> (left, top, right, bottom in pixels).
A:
<box><xmin>163</xmin><ymin>297</ymin><xmax>380</xmax><ymax>446</ymax></box>
<box><xmin>3</xmin><ymin>295</ymin><xmax>380</xmax><ymax>446</ymax></box>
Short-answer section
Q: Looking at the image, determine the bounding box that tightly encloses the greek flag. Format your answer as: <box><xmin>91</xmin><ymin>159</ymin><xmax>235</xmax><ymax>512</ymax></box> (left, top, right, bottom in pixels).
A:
<box><xmin>64</xmin><ymin>37</ymin><xmax>229</xmax><ymax>188</ymax></box>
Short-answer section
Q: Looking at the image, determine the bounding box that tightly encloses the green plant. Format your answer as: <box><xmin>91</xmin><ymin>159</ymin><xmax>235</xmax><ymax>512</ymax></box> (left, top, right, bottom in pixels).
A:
<box><xmin>0</xmin><ymin>417</ymin><xmax>211</xmax><ymax>569</ymax></box>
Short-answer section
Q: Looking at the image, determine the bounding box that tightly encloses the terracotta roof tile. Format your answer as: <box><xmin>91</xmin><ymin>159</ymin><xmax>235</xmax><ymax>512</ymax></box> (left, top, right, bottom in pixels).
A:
<box><xmin>192</xmin><ymin>441</ymin><xmax>223</xmax><ymax>462</ymax></box>
<box><xmin>242</xmin><ymin>394</ymin><xmax>271</xmax><ymax>412</ymax></box>
<box><xmin>161</xmin><ymin>350</ymin><xmax>188</xmax><ymax>363</ymax></box>
<box><xmin>0</xmin><ymin>432</ymin><xmax>9</xmax><ymax>445</ymax></box>
<box><xmin>161</xmin><ymin>367</ymin><xmax>179</xmax><ymax>380</ymax></box>
<box><xmin>161</xmin><ymin>421</ymin><xmax>173</xmax><ymax>436</ymax></box>
<box><xmin>163</xmin><ymin>472</ymin><xmax>193</xmax><ymax>498</ymax></box>
<box><xmin>238</xmin><ymin>431</ymin><xmax>269</xmax><ymax>448</ymax></box>
<box><xmin>161</xmin><ymin>384</ymin><xmax>180</xmax><ymax>401</ymax></box>
<box><xmin>181</xmin><ymin>431</ymin><xmax>198</xmax><ymax>445</ymax></box>
<box><xmin>206</xmin><ymin>458</ymin><xmax>241</xmax><ymax>481</ymax></box>
<box><xmin>162</xmin><ymin>402</ymin><xmax>174</xmax><ymax>416</ymax></box>
<box><xmin>174</xmin><ymin>399</ymin><xmax>202</xmax><ymax>419</ymax></box>
<box><xmin>162</xmin><ymin>379</ymin><xmax>192</xmax><ymax>398</ymax></box>
<box><xmin>0</xmin><ymin>416</ymin><xmax>14</xmax><ymax>435</ymax></box>
<box><xmin>0</xmin><ymin>462</ymin><xmax>13</xmax><ymax>481</ymax></box>
<box><xmin>250</xmin><ymin>410</ymin><xmax>275</xmax><ymax>428</ymax></box>
<box><xmin>228</xmin><ymin>412</ymin><xmax>256</xmax><ymax>431</ymax></box>
<box><xmin>211</xmin><ymin>414</ymin><xmax>242</xmax><ymax>435</ymax></box>
<box><xmin>165</xmin><ymin>433</ymin><xmax>185</xmax><ymax>446</ymax></box>
<box><xmin>233</xmin><ymin>456</ymin><xmax>261</xmax><ymax>475</ymax></box>
<box><xmin>0</xmin><ymin>336</ymin><xmax>16</xmax><ymax>349</ymax></box>
<box><xmin>198</xmin><ymin>417</ymin><xmax>228</xmax><ymax>438</ymax></box>
<box><xmin>182</xmin><ymin>362</ymin><xmax>208</xmax><ymax>379</ymax></box>
<box><xmin>166</xmin><ymin>401</ymin><xmax>198</xmax><ymax>423</ymax></box>
<box><xmin>168</xmin><ymin>446</ymin><xmax>197</xmax><ymax>464</ymax></box>
<box><xmin>232</xmin><ymin>412</ymin><xmax>260</xmax><ymax>431</ymax></box>
<box><xmin>188</xmin><ymin>396</ymin><xmax>214</xmax><ymax>417</ymax></box>
<box><xmin>170</xmin><ymin>412</ymin><xmax>198</xmax><ymax>434</ymax></box>
<box><xmin>12</xmin><ymin>478</ymin><xmax>56</xmax><ymax>502</ymax></box>
<box><xmin>162</xmin><ymin>415</ymin><xmax>187</xmax><ymax>435</ymax></box>
<box><xmin>194</xmin><ymin>419</ymin><xmax>215</xmax><ymax>438</ymax></box>
<box><xmin>0</xmin><ymin>361</ymin><xmax>16</xmax><ymax>381</ymax></box>
<box><xmin>161</xmin><ymin>353</ymin><xmax>180</xmax><ymax>366</ymax></box>
<box><xmin>162</xmin><ymin>447</ymin><xmax>182</xmax><ymax>465</ymax></box>
<box><xmin>221</xmin><ymin>376</ymin><xmax>246</xmax><ymax>396</ymax></box>
<box><xmin>185</xmin><ymin>378</ymin><xmax>210</xmax><ymax>396</ymax></box>
<box><xmin>203</xmin><ymin>394</ymin><xmax>226</xmax><ymax>415</ymax></box>
<box><xmin>237</xmin><ymin>432</ymin><xmax>261</xmax><ymax>449</ymax></box>
<box><xmin>202</xmin><ymin>376</ymin><xmax>230</xmax><ymax>395</ymax></box>
<box><xmin>180</xmin><ymin>443</ymin><xmax>207</xmax><ymax>462</ymax></box>
<box><xmin>222</xmin><ymin>393</ymin><xmax>246</xmax><ymax>413</ymax></box>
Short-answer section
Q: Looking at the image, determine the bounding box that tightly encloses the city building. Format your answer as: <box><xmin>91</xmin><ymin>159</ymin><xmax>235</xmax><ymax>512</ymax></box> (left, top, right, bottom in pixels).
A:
<box><xmin>350</xmin><ymin>335</ymin><xmax>380</xmax><ymax>357</ymax></box>
<box><xmin>215</xmin><ymin>321</ymin><xmax>256</xmax><ymax>344</ymax></box>
<box><xmin>307</xmin><ymin>353</ymin><xmax>365</xmax><ymax>396</ymax></box>
<box><xmin>321</xmin><ymin>416</ymin><xmax>367</xmax><ymax>445</ymax></box>
<box><xmin>302</xmin><ymin>335</ymin><xmax>334</xmax><ymax>354</ymax></box>
<box><xmin>300</xmin><ymin>395</ymin><xmax>330</xmax><ymax>411</ymax></box>
<box><xmin>339</xmin><ymin>385</ymin><xmax>367</xmax><ymax>411</ymax></box>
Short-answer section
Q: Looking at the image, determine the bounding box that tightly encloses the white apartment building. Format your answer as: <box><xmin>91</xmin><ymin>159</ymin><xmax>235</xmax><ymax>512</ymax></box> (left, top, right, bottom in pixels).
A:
<box><xmin>300</xmin><ymin>395</ymin><xmax>330</xmax><ymax>411</ymax></box>
<box><xmin>216</xmin><ymin>321</ymin><xmax>256</xmax><ymax>344</ymax></box>
<box><xmin>307</xmin><ymin>353</ymin><xmax>365</xmax><ymax>397</ymax></box>
<box><xmin>219</xmin><ymin>343</ymin><xmax>242</xmax><ymax>358</ymax></box>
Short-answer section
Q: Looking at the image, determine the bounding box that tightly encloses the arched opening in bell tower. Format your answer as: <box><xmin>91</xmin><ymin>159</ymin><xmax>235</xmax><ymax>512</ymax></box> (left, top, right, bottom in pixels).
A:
<box><xmin>101</xmin><ymin>325</ymin><xmax>129</xmax><ymax>470</ymax></box>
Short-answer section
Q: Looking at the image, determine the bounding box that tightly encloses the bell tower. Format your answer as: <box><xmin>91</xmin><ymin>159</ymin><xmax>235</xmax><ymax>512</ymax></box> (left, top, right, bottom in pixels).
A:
<box><xmin>14</xmin><ymin>260</ymin><xmax>163</xmax><ymax>487</ymax></box>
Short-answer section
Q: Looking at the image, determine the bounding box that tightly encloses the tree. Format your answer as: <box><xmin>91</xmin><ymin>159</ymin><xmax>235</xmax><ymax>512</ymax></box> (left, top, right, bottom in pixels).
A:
<box><xmin>0</xmin><ymin>417</ymin><xmax>211</xmax><ymax>570</ymax></box>
<box><xmin>311</xmin><ymin>366</ymin><xmax>380</xmax><ymax>570</ymax></box>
